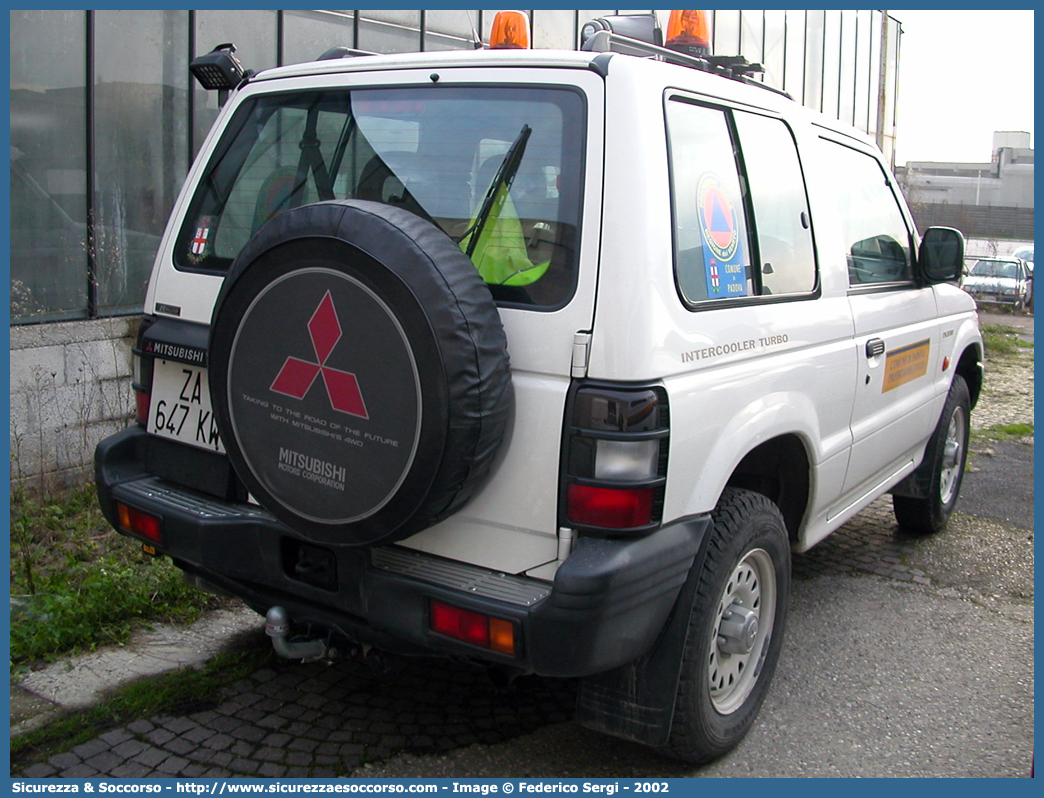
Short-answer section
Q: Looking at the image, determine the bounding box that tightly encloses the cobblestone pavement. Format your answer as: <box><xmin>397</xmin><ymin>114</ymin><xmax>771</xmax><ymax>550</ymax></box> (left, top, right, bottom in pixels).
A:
<box><xmin>14</xmin><ymin>344</ymin><xmax>1033</xmax><ymax>779</ymax></box>
<box><xmin>18</xmin><ymin>655</ymin><xmax>576</xmax><ymax>778</ymax></box>
<box><xmin>12</xmin><ymin>496</ymin><xmax>1000</xmax><ymax>779</ymax></box>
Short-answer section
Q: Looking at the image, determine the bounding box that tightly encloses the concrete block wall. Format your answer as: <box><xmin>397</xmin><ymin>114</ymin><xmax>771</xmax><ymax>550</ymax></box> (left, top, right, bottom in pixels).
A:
<box><xmin>10</xmin><ymin>317</ymin><xmax>139</xmax><ymax>489</ymax></box>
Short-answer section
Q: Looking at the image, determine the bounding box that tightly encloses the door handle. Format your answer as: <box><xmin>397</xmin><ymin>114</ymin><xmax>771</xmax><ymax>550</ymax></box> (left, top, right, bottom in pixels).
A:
<box><xmin>865</xmin><ymin>338</ymin><xmax>885</xmax><ymax>358</ymax></box>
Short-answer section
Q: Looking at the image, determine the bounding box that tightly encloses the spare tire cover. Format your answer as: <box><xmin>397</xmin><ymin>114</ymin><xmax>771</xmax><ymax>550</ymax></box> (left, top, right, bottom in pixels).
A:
<box><xmin>209</xmin><ymin>200</ymin><xmax>512</xmax><ymax>546</ymax></box>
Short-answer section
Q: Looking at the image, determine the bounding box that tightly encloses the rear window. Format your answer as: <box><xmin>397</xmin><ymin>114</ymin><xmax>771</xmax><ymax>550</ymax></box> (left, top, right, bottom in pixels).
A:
<box><xmin>176</xmin><ymin>85</ymin><xmax>586</xmax><ymax>309</ymax></box>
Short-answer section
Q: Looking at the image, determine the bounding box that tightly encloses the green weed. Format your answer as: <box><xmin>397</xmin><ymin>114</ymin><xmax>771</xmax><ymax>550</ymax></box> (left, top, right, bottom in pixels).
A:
<box><xmin>980</xmin><ymin>324</ymin><xmax>1029</xmax><ymax>358</ymax></box>
<box><xmin>975</xmin><ymin>422</ymin><xmax>1034</xmax><ymax>442</ymax></box>
<box><xmin>10</xmin><ymin>482</ymin><xmax>215</xmax><ymax>667</ymax></box>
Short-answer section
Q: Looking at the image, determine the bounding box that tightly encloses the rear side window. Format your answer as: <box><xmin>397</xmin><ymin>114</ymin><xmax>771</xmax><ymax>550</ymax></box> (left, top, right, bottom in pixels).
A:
<box><xmin>666</xmin><ymin>99</ymin><xmax>816</xmax><ymax>306</ymax></box>
<box><xmin>667</xmin><ymin>102</ymin><xmax>753</xmax><ymax>303</ymax></box>
<box><xmin>176</xmin><ymin>86</ymin><xmax>586</xmax><ymax>309</ymax></box>
<box><xmin>733</xmin><ymin>112</ymin><xmax>816</xmax><ymax>295</ymax></box>
<box><xmin>820</xmin><ymin>140</ymin><xmax>913</xmax><ymax>286</ymax></box>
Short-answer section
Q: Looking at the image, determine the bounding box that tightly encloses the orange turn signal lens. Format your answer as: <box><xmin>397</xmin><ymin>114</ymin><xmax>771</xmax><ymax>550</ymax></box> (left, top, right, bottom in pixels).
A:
<box><xmin>488</xmin><ymin>618</ymin><xmax>516</xmax><ymax>656</ymax></box>
<box><xmin>489</xmin><ymin>10</ymin><xmax>531</xmax><ymax>49</ymax></box>
<box><xmin>665</xmin><ymin>10</ymin><xmax>711</xmax><ymax>56</ymax></box>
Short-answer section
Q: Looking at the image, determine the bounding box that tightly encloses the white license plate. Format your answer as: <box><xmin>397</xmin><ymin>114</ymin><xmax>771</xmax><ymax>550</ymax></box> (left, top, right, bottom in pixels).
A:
<box><xmin>148</xmin><ymin>359</ymin><xmax>225</xmax><ymax>453</ymax></box>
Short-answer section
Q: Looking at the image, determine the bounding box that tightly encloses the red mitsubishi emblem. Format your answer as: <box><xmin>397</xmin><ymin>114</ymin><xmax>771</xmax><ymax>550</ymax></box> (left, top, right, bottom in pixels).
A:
<box><xmin>270</xmin><ymin>291</ymin><xmax>369</xmax><ymax>419</ymax></box>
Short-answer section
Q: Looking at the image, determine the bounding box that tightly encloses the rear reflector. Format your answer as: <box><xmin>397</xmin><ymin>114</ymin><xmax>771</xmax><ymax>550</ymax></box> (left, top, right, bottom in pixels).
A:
<box><xmin>429</xmin><ymin>600</ymin><xmax>516</xmax><ymax>655</ymax></box>
<box><xmin>135</xmin><ymin>389</ymin><xmax>150</xmax><ymax>426</ymax></box>
<box><xmin>567</xmin><ymin>483</ymin><xmax>654</xmax><ymax>529</ymax></box>
<box><xmin>116</xmin><ymin>502</ymin><xmax>163</xmax><ymax>545</ymax></box>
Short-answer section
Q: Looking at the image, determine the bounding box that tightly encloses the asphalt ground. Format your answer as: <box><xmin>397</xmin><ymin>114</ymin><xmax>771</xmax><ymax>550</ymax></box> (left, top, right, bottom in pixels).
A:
<box><xmin>12</xmin><ymin>318</ymin><xmax>1034</xmax><ymax>779</ymax></box>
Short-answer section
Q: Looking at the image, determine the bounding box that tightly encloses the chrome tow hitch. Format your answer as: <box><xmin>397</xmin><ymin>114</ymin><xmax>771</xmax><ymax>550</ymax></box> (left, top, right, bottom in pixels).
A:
<box><xmin>264</xmin><ymin>606</ymin><xmax>333</xmax><ymax>663</ymax></box>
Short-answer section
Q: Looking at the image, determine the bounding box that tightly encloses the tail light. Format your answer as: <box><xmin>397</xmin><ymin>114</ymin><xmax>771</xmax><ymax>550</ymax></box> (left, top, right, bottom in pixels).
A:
<box><xmin>561</xmin><ymin>384</ymin><xmax>669</xmax><ymax>534</ymax></box>
<box><xmin>132</xmin><ymin>317</ymin><xmax>156</xmax><ymax>428</ymax></box>
<box><xmin>116</xmin><ymin>502</ymin><xmax>163</xmax><ymax>545</ymax></box>
<box><xmin>132</xmin><ymin>351</ymin><xmax>153</xmax><ymax>427</ymax></box>
<box><xmin>430</xmin><ymin>600</ymin><xmax>517</xmax><ymax>655</ymax></box>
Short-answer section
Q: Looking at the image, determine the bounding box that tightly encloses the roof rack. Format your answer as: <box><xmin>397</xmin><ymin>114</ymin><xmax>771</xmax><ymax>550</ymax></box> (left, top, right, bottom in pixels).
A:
<box><xmin>317</xmin><ymin>46</ymin><xmax>377</xmax><ymax>61</ymax></box>
<box><xmin>580</xmin><ymin>29</ymin><xmax>791</xmax><ymax>100</ymax></box>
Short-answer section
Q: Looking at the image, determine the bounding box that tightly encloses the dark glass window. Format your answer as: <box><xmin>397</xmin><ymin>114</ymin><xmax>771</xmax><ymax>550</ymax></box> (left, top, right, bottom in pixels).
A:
<box><xmin>176</xmin><ymin>86</ymin><xmax>586</xmax><ymax>309</ymax></box>
<box><xmin>821</xmin><ymin>10</ymin><xmax>841</xmax><ymax>118</ymax></box>
<box><xmin>803</xmin><ymin>10</ymin><xmax>825</xmax><ymax>114</ymax></box>
<box><xmin>762</xmin><ymin>10</ymin><xmax>786</xmax><ymax>88</ymax></box>
<box><xmin>94</xmin><ymin>10</ymin><xmax>189</xmax><ymax>315</ymax></box>
<box><xmin>10</xmin><ymin>10</ymin><xmax>88</xmax><ymax>322</ymax></box>
<box><xmin>358</xmin><ymin>12</ymin><xmax>421</xmax><ymax>53</ymax></box>
<box><xmin>193</xmin><ymin>10</ymin><xmax>278</xmax><ymax>157</ymax></box>
<box><xmin>283</xmin><ymin>10</ymin><xmax>356</xmax><ymax>66</ymax></box>
<box><xmin>425</xmin><ymin>10</ymin><xmax>481</xmax><ymax>50</ymax></box>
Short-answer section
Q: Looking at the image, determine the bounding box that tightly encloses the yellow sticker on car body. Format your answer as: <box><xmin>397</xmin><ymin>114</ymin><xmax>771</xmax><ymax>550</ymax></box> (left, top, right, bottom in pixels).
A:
<box><xmin>882</xmin><ymin>340</ymin><xmax>930</xmax><ymax>393</ymax></box>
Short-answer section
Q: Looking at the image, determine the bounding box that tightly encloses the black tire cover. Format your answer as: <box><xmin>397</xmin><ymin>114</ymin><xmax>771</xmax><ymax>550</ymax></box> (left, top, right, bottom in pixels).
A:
<box><xmin>209</xmin><ymin>200</ymin><xmax>512</xmax><ymax>546</ymax></box>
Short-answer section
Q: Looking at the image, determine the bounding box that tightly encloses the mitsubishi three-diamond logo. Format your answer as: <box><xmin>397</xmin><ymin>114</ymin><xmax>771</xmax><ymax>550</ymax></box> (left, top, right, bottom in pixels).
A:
<box><xmin>270</xmin><ymin>291</ymin><xmax>369</xmax><ymax>419</ymax></box>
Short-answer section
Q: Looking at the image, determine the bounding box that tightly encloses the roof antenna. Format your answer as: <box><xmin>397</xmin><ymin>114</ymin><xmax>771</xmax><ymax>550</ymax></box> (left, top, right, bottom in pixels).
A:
<box><xmin>466</xmin><ymin>10</ymin><xmax>484</xmax><ymax>49</ymax></box>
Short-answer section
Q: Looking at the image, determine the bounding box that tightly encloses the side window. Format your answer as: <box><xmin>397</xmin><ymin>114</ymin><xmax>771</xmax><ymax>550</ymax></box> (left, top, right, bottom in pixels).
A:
<box><xmin>666</xmin><ymin>100</ymin><xmax>817</xmax><ymax>306</ymax></box>
<box><xmin>666</xmin><ymin>101</ymin><xmax>753</xmax><ymax>303</ymax></box>
<box><xmin>821</xmin><ymin>140</ymin><xmax>913</xmax><ymax>286</ymax></box>
<box><xmin>733</xmin><ymin>112</ymin><xmax>816</xmax><ymax>295</ymax></box>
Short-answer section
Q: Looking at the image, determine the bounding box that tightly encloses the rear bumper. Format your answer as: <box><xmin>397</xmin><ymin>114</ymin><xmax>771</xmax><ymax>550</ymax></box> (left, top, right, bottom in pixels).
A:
<box><xmin>96</xmin><ymin>427</ymin><xmax>709</xmax><ymax>677</ymax></box>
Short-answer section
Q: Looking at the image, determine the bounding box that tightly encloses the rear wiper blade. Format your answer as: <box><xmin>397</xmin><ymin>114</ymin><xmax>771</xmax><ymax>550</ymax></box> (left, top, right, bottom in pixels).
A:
<box><xmin>458</xmin><ymin>124</ymin><xmax>532</xmax><ymax>257</ymax></box>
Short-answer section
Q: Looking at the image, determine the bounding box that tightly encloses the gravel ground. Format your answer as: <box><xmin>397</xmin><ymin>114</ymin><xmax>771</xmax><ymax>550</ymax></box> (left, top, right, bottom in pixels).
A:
<box><xmin>971</xmin><ymin>349</ymin><xmax>1034</xmax><ymax>432</ymax></box>
<box><xmin>972</xmin><ymin>312</ymin><xmax>1034</xmax><ymax>433</ymax></box>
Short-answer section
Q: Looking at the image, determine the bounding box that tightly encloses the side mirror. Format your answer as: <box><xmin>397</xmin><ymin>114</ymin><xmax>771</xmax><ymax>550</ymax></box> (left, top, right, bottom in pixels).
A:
<box><xmin>918</xmin><ymin>226</ymin><xmax>965</xmax><ymax>283</ymax></box>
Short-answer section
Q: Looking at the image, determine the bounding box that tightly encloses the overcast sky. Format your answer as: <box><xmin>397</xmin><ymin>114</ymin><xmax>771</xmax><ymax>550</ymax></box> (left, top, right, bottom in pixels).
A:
<box><xmin>891</xmin><ymin>9</ymin><xmax>1034</xmax><ymax>165</ymax></box>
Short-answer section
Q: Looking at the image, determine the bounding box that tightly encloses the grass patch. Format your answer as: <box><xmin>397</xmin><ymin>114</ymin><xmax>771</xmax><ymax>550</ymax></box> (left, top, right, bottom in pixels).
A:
<box><xmin>980</xmin><ymin>324</ymin><xmax>1031</xmax><ymax>359</ymax></box>
<box><xmin>10</xmin><ymin>481</ymin><xmax>216</xmax><ymax>668</ymax></box>
<box><xmin>11</xmin><ymin>639</ymin><xmax>276</xmax><ymax>768</ymax></box>
<box><xmin>975</xmin><ymin>422</ymin><xmax>1034</xmax><ymax>442</ymax></box>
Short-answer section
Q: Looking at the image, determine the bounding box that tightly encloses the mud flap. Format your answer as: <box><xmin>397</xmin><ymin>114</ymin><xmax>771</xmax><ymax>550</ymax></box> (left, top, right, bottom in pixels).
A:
<box><xmin>575</xmin><ymin>517</ymin><xmax>710</xmax><ymax>747</ymax></box>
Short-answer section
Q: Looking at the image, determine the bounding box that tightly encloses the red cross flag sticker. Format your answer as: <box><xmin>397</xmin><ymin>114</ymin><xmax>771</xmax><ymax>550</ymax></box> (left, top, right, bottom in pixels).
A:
<box><xmin>188</xmin><ymin>215</ymin><xmax>216</xmax><ymax>262</ymax></box>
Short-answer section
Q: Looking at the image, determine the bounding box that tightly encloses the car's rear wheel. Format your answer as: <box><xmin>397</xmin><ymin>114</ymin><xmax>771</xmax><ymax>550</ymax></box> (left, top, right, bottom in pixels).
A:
<box><xmin>662</xmin><ymin>488</ymin><xmax>790</xmax><ymax>764</ymax></box>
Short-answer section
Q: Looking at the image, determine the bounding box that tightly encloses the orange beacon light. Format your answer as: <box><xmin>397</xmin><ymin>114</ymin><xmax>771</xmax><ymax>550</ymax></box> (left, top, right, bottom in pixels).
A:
<box><xmin>489</xmin><ymin>10</ymin><xmax>531</xmax><ymax>49</ymax></box>
<box><xmin>665</xmin><ymin>10</ymin><xmax>711</xmax><ymax>57</ymax></box>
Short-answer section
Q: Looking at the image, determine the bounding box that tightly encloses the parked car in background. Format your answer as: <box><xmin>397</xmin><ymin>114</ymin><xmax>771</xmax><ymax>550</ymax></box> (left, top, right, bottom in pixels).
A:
<box><xmin>1011</xmin><ymin>246</ymin><xmax>1034</xmax><ymax>311</ymax></box>
<box><xmin>962</xmin><ymin>256</ymin><xmax>1032</xmax><ymax>311</ymax></box>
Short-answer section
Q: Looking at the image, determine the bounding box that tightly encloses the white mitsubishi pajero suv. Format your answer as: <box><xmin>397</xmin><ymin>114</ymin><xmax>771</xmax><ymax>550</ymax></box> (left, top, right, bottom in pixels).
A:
<box><xmin>95</xmin><ymin>11</ymin><xmax>983</xmax><ymax>763</ymax></box>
